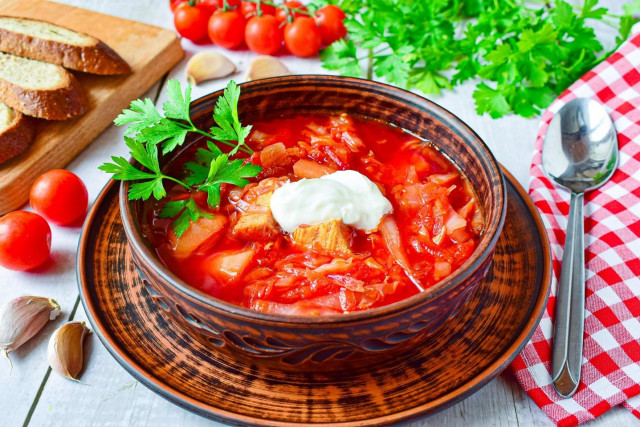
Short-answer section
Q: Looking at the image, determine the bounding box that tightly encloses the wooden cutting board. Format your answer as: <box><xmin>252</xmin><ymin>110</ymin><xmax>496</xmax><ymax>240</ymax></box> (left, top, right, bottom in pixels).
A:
<box><xmin>0</xmin><ymin>0</ymin><xmax>183</xmax><ymax>214</ymax></box>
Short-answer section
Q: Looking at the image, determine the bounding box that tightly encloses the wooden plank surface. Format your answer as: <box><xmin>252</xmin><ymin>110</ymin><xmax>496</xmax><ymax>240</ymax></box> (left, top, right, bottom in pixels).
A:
<box><xmin>0</xmin><ymin>0</ymin><xmax>183</xmax><ymax>214</ymax></box>
<box><xmin>1</xmin><ymin>0</ymin><xmax>638</xmax><ymax>426</ymax></box>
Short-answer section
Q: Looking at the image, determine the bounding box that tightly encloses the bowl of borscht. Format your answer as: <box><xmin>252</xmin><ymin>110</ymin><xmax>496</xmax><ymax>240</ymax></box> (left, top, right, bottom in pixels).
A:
<box><xmin>120</xmin><ymin>75</ymin><xmax>506</xmax><ymax>370</ymax></box>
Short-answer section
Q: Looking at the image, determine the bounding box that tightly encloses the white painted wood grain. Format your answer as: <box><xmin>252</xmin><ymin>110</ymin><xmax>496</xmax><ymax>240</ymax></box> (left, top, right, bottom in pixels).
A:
<box><xmin>3</xmin><ymin>0</ymin><xmax>639</xmax><ymax>426</ymax></box>
<box><xmin>27</xmin><ymin>305</ymin><xmax>217</xmax><ymax>427</ymax></box>
<box><xmin>0</xmin><ymin>79</ymin><xmax>164</xmax><ymax>427</ymax></box>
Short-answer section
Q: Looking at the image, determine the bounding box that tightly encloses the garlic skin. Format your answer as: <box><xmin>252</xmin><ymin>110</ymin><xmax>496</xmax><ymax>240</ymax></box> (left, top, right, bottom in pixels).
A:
<box><xmin>47</xmin><ymin>321</ymin><xmax>91</xmax><ymax>380</ymax></box>
<box><xmin>0</xmin><ymin>296</ymin><xmax>61</xmax><ymax>363</ymax></box>
<box><xmin>186</xmin><ymin>51</ymin><xmax>236</xmax><ymax>85</ymax></box>
<box><xmin>245</xmin><ymin>56</ymin><xmax>291</xmax><ymax>81</ymax></box>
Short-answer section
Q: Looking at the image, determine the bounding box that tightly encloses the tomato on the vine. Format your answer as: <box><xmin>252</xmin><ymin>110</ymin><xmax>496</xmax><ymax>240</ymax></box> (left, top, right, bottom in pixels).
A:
<box><xmin>240</xmin><ymin>1</ymin><xmax>275</xmax><ymax>18</ymax></box>
<box><xmin>245</xmin><ymin>14</ymin><xmax>282</xmax><ymax>55</ymax></box>
<box><xmin>284</xmin><ymin>17</ymin><xmax>321</xmax><ymax>57</ymax></box>
<box><xmin>30</xmin><ymin>169</ymin><xmax>88</xmax><ymax>226</ymax></box>
<box><xmin>169</xmin><ymin>0</ymin><xmax>188</xmax><ymax>12</ymax></box>
<box><xmin>208</xmin><ymin>10</ymin><xmax>245</xmax><ymax>49</ymax></box>
<box><xmin>275</xmin><ymin>1</ymin><xmax>307</xmax><ymax>23</ymax></box>
<box><xmin>198</xmin><ymin>0</ymin><xmax>220</xmax><ymax>14</ymax></box>
<box><xmin>0</xmin><ymin>211</ymin><xmax>51</xmax><ymax>271</ymax></box>
<box><xmin>314</xmin><ymin>5</ymin><xmax>346</xmax><ymax>45</ymax></box>
<box><xmin>174</xmin><ymin>2</ymin><xmax>210</xmax><ymax>42</ymax></box>
<box><xmin>214</xmin><ymin>0</ymin><xmax>241</xmax><ymax>9</ymax></box>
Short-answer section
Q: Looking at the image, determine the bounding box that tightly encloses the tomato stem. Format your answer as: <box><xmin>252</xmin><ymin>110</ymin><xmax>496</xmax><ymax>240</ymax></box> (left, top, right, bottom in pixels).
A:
<box><xmin>243</xmin><ymin>0</ymin><xmax>315</xmax><ymax>19</ymax></box>
<box><xmin>221</xmin><ymin>0</ymin><xmax>238</xmax><ymax>12</ymax></box>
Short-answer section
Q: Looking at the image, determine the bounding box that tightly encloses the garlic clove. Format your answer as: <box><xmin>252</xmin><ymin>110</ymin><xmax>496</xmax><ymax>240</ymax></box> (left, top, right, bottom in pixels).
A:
<box><xmin>186</xmin><ymin>51</ymin><xmax>236</xmax><ymax>85</ymax></box>
<box><xmin>245</xmin><ymin>56</ymin><xmax>291</xmax><ymax>81</ymax></box>
<box><xmin>0</xmin><ymin>296</ymin><xmax>61</xmax><ymax>365</ymax></box>
<box><xmin>47</xmin><ymin>321</ymin><xmax>91</xmax><ymax>380</ymax></box>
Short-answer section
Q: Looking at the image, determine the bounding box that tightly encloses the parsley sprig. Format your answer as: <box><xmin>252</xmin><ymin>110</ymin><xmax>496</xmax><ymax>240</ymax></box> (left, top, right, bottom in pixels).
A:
<box><xmin>321</xmin><ymin>0</ymin><xmax>640</xmax><ymax>118</ymax></box>
<box><xmin>100</xmin><ymin>80</ymin><xmax>261</xmax><ymax>237</ymax></box>
<box><xmin>113</xmin><ymin>80</ymin><xmax>253</xmax><ymax>155</ymax></box>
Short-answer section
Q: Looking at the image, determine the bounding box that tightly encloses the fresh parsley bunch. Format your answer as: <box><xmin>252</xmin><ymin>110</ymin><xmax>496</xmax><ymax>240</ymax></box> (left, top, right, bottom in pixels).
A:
<box><xmin>321</xmin><ymin>0</ymin><xmax>640</xmax><ymax>118</ymax></box>
<box><xmin>100</xmin><ymin>80</ymin><xmax>261</xmax><ymax>237</ymax></box>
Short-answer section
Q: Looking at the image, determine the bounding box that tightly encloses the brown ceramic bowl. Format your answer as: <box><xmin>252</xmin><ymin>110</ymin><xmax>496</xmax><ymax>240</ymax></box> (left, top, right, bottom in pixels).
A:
<box><xmin>120</xmin><ymin>75</ymin><xmax>506</xmax><ymax>371</ymax></box>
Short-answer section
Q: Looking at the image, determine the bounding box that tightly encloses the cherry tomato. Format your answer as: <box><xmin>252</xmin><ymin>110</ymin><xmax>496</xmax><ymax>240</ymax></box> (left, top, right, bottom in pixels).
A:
<box><xmin>214</xmin><ymin>0</ymin><xmax>241</xmax><ymax>9</ymax></box>
<box><xmin>314</xmin><ymin>5</ymin><xmax>346</xmax><ymax>45</ymax></box>
<box><xmin>169</xmin><ymin>0</ymin><xmax>188</xmax><ymax>12</ymax></box>
<box><xmin>284</xmin><ymin>17</ymin><xmax>321</xmax><ymax>57</ymax></box>
<box><xmin>174</xmin><ymin>2</ymin><xmax>210</xmax><ymax>42</ymax></box>
<box><xmin>240</xmin><ymin>1</ymin><xmax>275</xmax><ymax>18</ymax></box>
<box><xmin>0</xmin><ymin>211</ymin><xmax>51</xmax><ymax>271</ymax></box>
<box><xmin>208</xmin><ymin>10</ymin><xmax>245</xmax><ymax>49</ymax></box>
<box><xmin>197</xmin><ymin>0</ymin><xmax>220</xmax><ymax>14</ymax></box>
<box><xmin>245</xmin><ymin>15</ymin><xmax>282</xmax><ymax>55</ymax></box>
<box><xmin>30</xmin><ymin>169</ymin><xmax>88</xmax><ymax>226</ymax></box>
<box><xmin>275</xmin><ymin>1</ymin><xmax>307</xmax><ymax>23</ymax></box>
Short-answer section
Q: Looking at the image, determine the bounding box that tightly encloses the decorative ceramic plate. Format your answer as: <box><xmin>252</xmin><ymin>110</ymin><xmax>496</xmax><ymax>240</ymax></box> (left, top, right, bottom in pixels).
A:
<box><xmin>78</xmin><ymin>168</ymin><xmax>551</xmax><ymax>426</ymax></box>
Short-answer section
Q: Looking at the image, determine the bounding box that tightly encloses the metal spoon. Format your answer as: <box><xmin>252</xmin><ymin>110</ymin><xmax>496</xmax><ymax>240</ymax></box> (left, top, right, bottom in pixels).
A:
<box><xmin>542</xmin><ymin>98</ymin><xmax>618</xmax><ymax>398</ymax></box>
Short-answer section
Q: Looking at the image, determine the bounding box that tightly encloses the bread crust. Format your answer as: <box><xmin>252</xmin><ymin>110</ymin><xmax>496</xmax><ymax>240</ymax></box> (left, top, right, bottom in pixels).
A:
<box><xmin>0</xmin><ymin>109</ymin><xmax>35</xmax><ymax>164</ymax></box>
<box><xmin>0</xmin><ymin>70</ymin><xmax>88</xmax><ymax>120</ymax></box>
<box><xmin>0</xmin><ymin>17</ymin><xmax>131</xmax><ymax>75</ymax></box>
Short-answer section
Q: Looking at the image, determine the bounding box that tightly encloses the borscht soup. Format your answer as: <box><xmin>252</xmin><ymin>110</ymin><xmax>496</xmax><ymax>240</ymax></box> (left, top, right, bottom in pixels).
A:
<box><xmin>141</xmin><ymin>114</ymin><xmax>484</xmax><ymax>315</ymax></box>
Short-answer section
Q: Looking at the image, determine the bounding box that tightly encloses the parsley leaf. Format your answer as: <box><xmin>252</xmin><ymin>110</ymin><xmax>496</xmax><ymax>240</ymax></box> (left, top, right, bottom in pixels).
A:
<box><xmin>473</xmin><ymin>83</ymin><xmax>510</xmax><ymax>119</ymax></box>
<box><xmin>196</xmin><ymin>140</ymin><xmax>224</xmax><ymax>164</ymax></box>
<box><xmin>581</xmin><ymin>0</ymin><xmax>607</xmax><ymax>20</ymax></box>
<box><xmin>321</xmin><ymin>0</ymin><xmax>639</xmax><ymax>118</ymax></box>
<box><xmin>129</xmin><ymin>177</ymin><xmax>167</xmax><ymax>201</ymax></box>
<box><xmin>113</xmin><ymin>79</ymin><xmax>254</xmax><ymax>155</ymax></box>
<box><xmin>98</xmin><ymin>155</ymin><xmax>155</xmax><ymax>182</ymax></box>
<box><xmin>101</xmin><ymin>80</ymin><xmax>262</xmax><ymax>238</ymax></box>
<box><xmin>159</xmin><ymin>198</ymin><xmax>215</xmax><ymax>238</ymax></box>
<box><xmin>185</xmin><ymin>140</ymin><xmax>228</xmax><ymax>186</ymax></box>
<box><xmin>184</xmin><ymin>161</ymin><xmax>210</xmax><ymax>186</ymax></box>
<box><xmin>374</xmin><ymin>53</ymin><xmax>411</xmax><ymax>87</ymax></box>
<box><xmin>98</xmin><ymin>137</ymin><xmax>178</xmax><ymax>201</ymax></box>
<box><xmin>412</xmin><ymin>69</ymin><xmax>452</xmax><ymax>95</ymax></box>
<box><xmin>162</xmin><ymin>79</ymin><xmax>192</xmax><ymax>121</ymax></box>
<box><xmin>160</xmin><ymin>199</ymin><xmax>190</xmax><ymax>218</ymax></box>
<box><xmin>197</xmin><ymin>154</ymin><xmax>262</xmax><ymax>207</ymax></box>
<box><xmin>623</xmin><ymin>0</ymin><xmax>640</xmax><ymax>15</ymax></box>
<box><xmin>122</xmin><ymin>136</ymin><xmax>160</xmax><ymax>174</ymax></box>
<box><xmin>320</xmin><ymin>39</ymin><xmax>362</xmax><ymax>77</ymax></box>
<box><xmin>136</xmin><ymin>119</ymin><xmax>189</xmax><ymax>154</ymax></box>
<box><xmin>210</xmin><ymin>81</ymin><xmax>253</xmax><ymax>156</ymax></box>
<box><xmin>114</xmin><ymin>98</ymin><xmax>162</xmax><ymax>135</ymax></box>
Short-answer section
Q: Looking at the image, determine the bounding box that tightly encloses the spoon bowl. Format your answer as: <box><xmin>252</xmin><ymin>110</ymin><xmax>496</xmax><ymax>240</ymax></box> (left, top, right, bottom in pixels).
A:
<box><xmin>542</xmin><ymin>98</ymin><xmax>618</xmax><ymax>398</ymax></box>
<box><xmin>543</xmin><ymin>98</ymin><xmax>618</xmax><ymax>193</ymax></box>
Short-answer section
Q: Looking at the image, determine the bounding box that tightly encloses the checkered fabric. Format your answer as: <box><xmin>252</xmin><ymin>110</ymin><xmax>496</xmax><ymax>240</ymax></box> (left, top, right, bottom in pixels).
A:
<box><xmin>509</xmin><ymin>30</ymin><xmax>640</xmax><ymax>426</ymax></box>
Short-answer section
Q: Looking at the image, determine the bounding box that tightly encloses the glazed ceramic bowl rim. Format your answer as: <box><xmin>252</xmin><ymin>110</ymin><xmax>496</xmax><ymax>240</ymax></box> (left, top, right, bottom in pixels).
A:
<box><xmin>120</xmin><ymin>75</ymin><xmax>506</xmax><ymax>325</ymax></box>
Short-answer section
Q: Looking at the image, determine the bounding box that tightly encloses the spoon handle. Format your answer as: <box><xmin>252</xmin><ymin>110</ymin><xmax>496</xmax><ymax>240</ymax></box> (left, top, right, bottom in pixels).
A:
<box><xmin>552</xmin><ymin>191</ymin><xmax>585</xmax><ymax>397</ymax></box>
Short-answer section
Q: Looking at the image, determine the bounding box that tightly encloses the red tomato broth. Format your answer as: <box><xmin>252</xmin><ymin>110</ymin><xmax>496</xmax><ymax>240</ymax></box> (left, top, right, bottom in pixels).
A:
<box><xmin>141</xmin><ymin>114</ymin><xmax>484</xmax><ymax>315</ymax></box>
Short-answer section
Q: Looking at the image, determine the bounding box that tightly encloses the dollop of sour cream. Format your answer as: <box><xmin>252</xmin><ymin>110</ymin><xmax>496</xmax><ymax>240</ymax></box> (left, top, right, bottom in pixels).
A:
<box><xmin>270</xmin><ymin>170</ymin><xmax>393</xmax><ymax>233</ymax></box>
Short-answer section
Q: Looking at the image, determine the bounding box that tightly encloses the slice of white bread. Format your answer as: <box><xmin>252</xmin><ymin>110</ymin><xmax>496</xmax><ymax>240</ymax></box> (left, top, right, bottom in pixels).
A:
<box><xmin>0</xmin><ymin>101</ymin><xmax>35</xmax><ymax>164</ymax></box>
<box><xmin>0</xmin><ymin>52</ymin><xmax>88</xmax><ymax>120</ymax></box>
<box><xmin>0</xmin><ymin>16</ymin><xmax>131</xmax><ymax>75</ymax></box>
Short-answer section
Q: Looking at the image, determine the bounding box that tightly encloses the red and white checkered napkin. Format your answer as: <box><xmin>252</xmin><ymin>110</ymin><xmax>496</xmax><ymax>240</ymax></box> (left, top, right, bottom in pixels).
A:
<box><xmin>509</xmin><ymin>30</ymin><xmax>640</xmax><ymax>426</ymax></box>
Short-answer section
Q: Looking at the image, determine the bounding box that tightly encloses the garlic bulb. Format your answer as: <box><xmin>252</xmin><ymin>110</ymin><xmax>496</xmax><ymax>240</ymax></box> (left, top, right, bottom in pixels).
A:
<box><xmin>0</xmin><ymin>296</ymin><xmax>61</xmax><ymax>365</ymax></box>
<box><xmin>47</xmin><ymin>321</ymin><xmax>91</xmax><ymax>380</ymax></box>
<box><xmin>245</xmin><ymin>56</ymin><xmax>291</xmax><ymax>81</ymax></box>
<box><xmin>186</xmin><ymin>51</ymin><xmax>236</xmax><ymax>85</ymax></box>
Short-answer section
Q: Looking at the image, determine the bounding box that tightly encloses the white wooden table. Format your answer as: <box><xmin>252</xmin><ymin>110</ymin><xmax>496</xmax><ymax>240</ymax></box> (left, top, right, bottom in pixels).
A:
<box><xmin>1</xmin><ymin>1</ymin><xmax>637</xmax><ymax>426</ymax></box>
